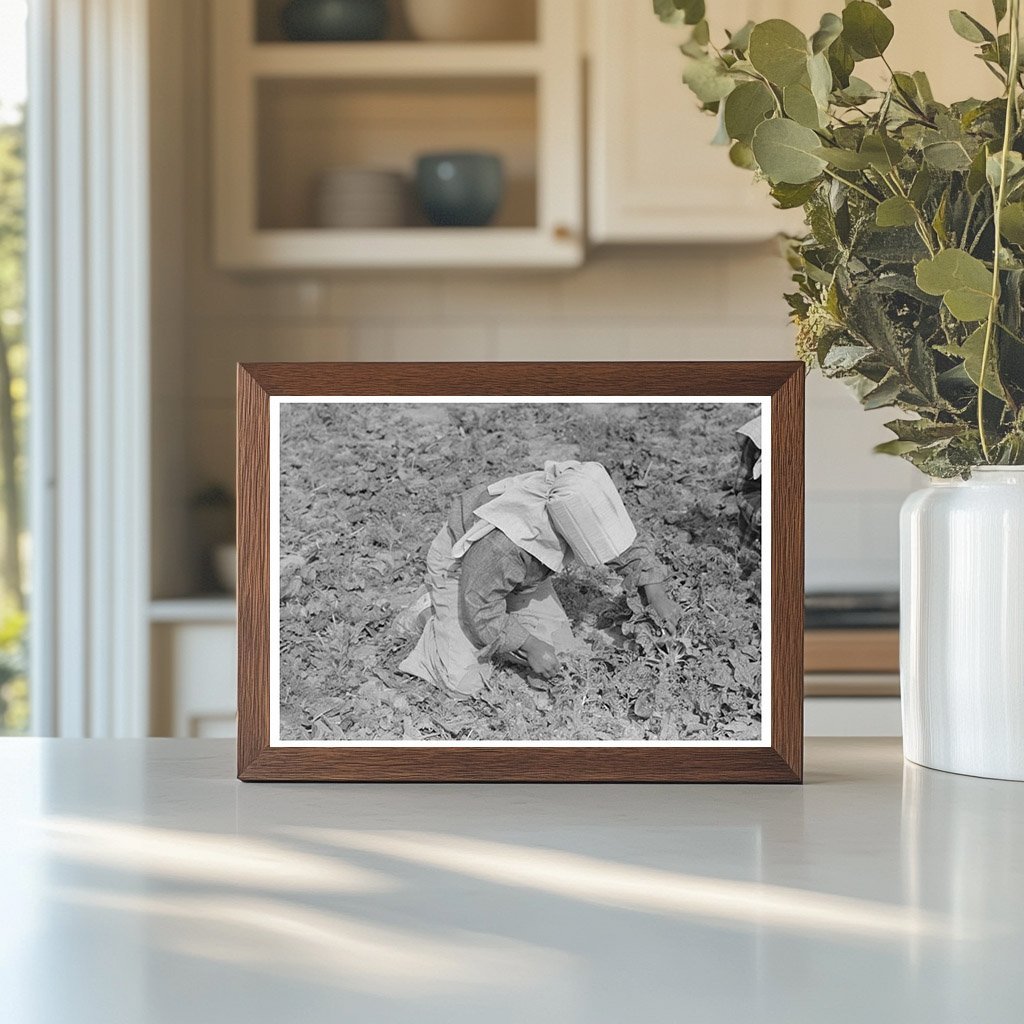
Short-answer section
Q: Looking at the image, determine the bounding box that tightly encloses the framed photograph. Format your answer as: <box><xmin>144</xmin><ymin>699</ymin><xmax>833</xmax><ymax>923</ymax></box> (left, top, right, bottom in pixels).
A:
<box><xmin>237</xmin><ymin>362</ymin><xmax>804</xmax><ymax>782</ymax></box>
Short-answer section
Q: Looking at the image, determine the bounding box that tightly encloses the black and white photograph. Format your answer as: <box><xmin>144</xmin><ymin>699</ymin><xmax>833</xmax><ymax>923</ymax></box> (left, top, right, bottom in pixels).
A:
<box><xmin>270</xmin><ymin>397</ymin><xmax>769</xmax><ymax>746</ymax></box>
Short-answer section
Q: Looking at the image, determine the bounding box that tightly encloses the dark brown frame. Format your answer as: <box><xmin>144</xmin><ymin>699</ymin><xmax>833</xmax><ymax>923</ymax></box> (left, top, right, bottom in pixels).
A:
<box><xmin>237</xmin><ymin>362</ymin><xmax>804</xmax><ymax>782</ymax></box>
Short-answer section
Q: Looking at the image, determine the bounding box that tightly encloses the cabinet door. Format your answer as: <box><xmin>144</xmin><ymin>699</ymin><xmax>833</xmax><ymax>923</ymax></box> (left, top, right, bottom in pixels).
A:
<box><xmin>588</xmin><ymin>0</ymin><xmax>995</xmax><ymax>244</ymax></box>
<box><xmin>151</xmin><ymin>621</ymin><xmax>237</xmax><ymax>738</ymax></box>
<box><xmin>865</xmin><ymin>0</ymin><xmax>996</xmax><ymax>101</ymax></box>
<box><xmin>587</xmin><ymin>0</ymin><xmax>809</xmax><ymax>243</ymax></box>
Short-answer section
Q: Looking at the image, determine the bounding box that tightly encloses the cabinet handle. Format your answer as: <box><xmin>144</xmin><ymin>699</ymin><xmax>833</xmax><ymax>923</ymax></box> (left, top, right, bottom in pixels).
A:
<box><xmin>553</xmin><ymin>224</ymin><xmax>575</xmax><ymax>241</ymax></box>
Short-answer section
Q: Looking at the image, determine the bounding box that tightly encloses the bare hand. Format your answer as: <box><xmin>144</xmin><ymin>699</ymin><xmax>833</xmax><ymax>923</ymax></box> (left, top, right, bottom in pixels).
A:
<box><xmin>643</xmin><ymin>584</ymin><xmax>684</xmax><ymax>633</ymax></box>
<box><xmin>522</xmin><ymin>637</ymin><xmax>562</xmax><ymax>680</ymax></box>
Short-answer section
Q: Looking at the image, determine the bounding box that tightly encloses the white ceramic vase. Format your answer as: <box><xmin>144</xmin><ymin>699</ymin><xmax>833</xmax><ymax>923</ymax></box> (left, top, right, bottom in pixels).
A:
<box><xmin>900</xmin><ymin>467</ymin><xmax>1024</xmax><ymax>781</ymax></box>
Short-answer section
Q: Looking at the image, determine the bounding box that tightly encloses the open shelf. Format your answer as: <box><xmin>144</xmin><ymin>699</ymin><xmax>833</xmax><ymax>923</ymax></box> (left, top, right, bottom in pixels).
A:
<box><xmin>213</xmin><ymin>0</ymin><xmax>582</xmax><ymax>268</ymax></box>
<box><xmin>249</xmin><ymin>41</ymin><xmax>544</xmax><ymax>77</ymax></box>
<box><xmin>218</xmin><ymin>227</ymin><xmax>578</xmax><ymax>269</ymax></box>
<box><xmin>254</xmin><ymin>0</ymin><xmax>539</xmax><ymax>44</ymax></box>
<box><xmin>257</xmin><ymin>76</ymin><xmax>538</xmax><ymax>232</ymax></box>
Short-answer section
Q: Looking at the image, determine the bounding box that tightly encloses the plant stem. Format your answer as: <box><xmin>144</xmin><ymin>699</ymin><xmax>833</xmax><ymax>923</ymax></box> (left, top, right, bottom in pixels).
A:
<box><xmin>979</xmin><ymin>0</ymin><xmax>1021</xmax><ymax>462</ymax></box>
<box><xmin>884</xmin><ymin>171</ymin><xmax>939</xmax><ymax>254</ymax></box>
<box><xmin>881</xmin><ymin>54</ymin><xmax>930</xmax><ymax>120</ymax></box>
<box><xmin>962</xmin><ymin>191</ymin><xmax>980</xmax><ymax>248</ymax></box>
<box><xmin>750</xmin><ymin>69</ymin><xmax>784</xmax><ymax>117</ymax></box>
<box><xmin>822</xmin><ymin>167</ymin><xmax>881</xmax><ymax>204</ymax></box>
<box><xmin>968</xmin><ymin>212</ymin><xmax>994</xmax><ymax>253</ymax></box>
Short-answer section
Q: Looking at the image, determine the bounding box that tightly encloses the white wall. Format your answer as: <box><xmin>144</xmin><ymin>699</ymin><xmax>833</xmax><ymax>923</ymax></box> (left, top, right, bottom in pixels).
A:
<box><xmin>159</xmin><ymin>0</ymin><xmax>920</xmax><ymax>599</ymax></box>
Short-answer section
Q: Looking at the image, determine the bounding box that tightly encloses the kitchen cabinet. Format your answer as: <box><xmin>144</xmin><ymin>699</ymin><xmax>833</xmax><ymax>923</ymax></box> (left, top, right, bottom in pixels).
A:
<box><xmin>212</xmin><ymin>1</ymin><xmax>1003</xmax><ymax>264</ymax></box>
<box><xmin>150</xmin><ymin>600</ymin><xmax>237</xmax><ymax>738</ymax></box>
<box><xmin>211</xmin><ymin>0</ymin><xmax>583</xmax><ymax>269</ymax></box>
<box><xmin>587</xmin><ymin>0</ymin><xmax>813</xmax><ymax>243</ymax></box>
<box><xmin>586</xmin><ymin>0</ymin><xmax>998</xmax><ymax>244</ymax></box>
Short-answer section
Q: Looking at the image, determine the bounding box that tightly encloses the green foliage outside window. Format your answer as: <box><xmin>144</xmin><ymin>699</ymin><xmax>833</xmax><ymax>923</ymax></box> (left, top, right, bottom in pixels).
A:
<box><xmin>0</xmin><ymin>110</ymin><xmax>27</xmax><ymax>733</ymax></box>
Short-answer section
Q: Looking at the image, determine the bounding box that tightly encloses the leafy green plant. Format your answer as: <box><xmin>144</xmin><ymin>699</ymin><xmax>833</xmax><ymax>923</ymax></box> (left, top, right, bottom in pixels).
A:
<box><xmin>0</xmin><ymin>601</ymin><xmax>27</xmax><ymax>734</ymax></box>
<box><xmin>658</xmin><ymin>0</ymin><xmax>1024</xmax><ymax>475</ymax></box>
<box><xmin>278</xmin><ymin>401</ymin><xmax>761</xmax><ymax>741</ymax></box>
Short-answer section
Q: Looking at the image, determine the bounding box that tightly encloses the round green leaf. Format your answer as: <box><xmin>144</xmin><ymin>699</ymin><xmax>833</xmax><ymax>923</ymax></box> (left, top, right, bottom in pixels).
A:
<box><xmin>842</xmin><ymin>1</ymin><xmax>894</xmax><ymax>59</ymax></box>
<box><xmin>827</xmin><ymin>35</ymin><xmax>856</xmax><ymax>88</ymax></box>
<box><xmin>729</xmin><ymin>140</ymin><xmax>757</xmax><ymax>170</ymax></box>
<box><xmin>782</xmin><ymin>53</ymin><xmax>832</xmax><ymax>130</ymax></box>
<box><xmin>836</xmin><ymin>76</ymin><xmax>878</xmax><ymax>105</ymax></box>
<box><xmin>751</xmin><ymin>118</ymin><xmax>828</xmax><ymax>184</ymax></box>
<box><xmin>948</xmin><ymin>10</ymin><xmax>994</xmax><ymax>44</ymax></box>
<box><xmin>724</xmin><ymin>20</ymin><xmax>755</xmax><ymax>53</ymax></box>
<box><xmin>783</xmin><ymin>81</ymin><xmax>823</xmax><ymax>129</ymax></box>
<box><xmin>860</xmin><ymin>133</ymin><xmax>904</xmax><ymax>173</ymax></box>
<box><xmin>723</xmin><ymin>81</ymin><xmax>775</xmax><ymax>144</ymax></box>
<box><xmin>986</xmin><ymin>150</ymin><xmax>1024</xmax><ymax>190</ymax></box>
<box><xmin>771</xmin><ymin>180</ymin><xmax>820</xmax><ymax>209</ymax></box>
<box><xmin>875</xmin><ymin>196</ymin><xmax>918</xmax><ymax>228</ymax></box>
<box><xmin>875</xmin><ymin>439</ymin><xmax>922</xmax><ymax>456</ymax></box>
<box><xmin>654</xmin><ymin>0</ymin><xmax>706</xmax><ymax>26</ymax></box>
<box><xmin>915</xmin><ymin>249</ymin><xmax>990</xmax><ymax>295</ymax></box>
<box><xmin>807</xmin><ymin>52</ymin><xmax>833</xmax><ymax>107</ymax></box>
<box><xmin>748</xmin><ymin>20</ymin><xmax>809</xmax><ymax>86</ymax></box>
<box><xmin>923</xmin><ymin>140</ymin><xmax>973</xmax><ymax>171</ymax></box>
<box><xmin>814</xmin><ymin>146</ymin><xmax>872</xmax><ymax>170</ymax></box>
<box><xmin>915</xmin><ymin>249</ymin><xmax>993</xmax><ymax>322</ymax></box>
<box><xmin>811</xmin><ymin>12</ymin><xmax>843</xmax><ymax>54</ymax></box>
<box><xmin>682</xmin><ymin>57</ymin><xmax>736</xmax><ymax>104</ymax></box>
<box><xmin>1000</xmin><ymin>203</ymin><xmax>1024</xmax><ymax>245</ymax></box>
<box><xmin>967</xmin><ymin>145</ymin><xmax>992</xmax><ymax>194</ymax></box>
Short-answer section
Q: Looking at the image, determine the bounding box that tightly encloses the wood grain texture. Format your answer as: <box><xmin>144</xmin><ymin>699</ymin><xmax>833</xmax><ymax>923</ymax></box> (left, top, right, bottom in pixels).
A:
<box><xmin>770</xmin><ymin>365</ymin><xmax>804</xmax><ymax>783</ymax></box>
<box><xmin>237</xmin><ymin>366</ymin><xmax>270</xmax><ymax>778</ymax></box>
<box><xmin>805</xmin><ymin>629</ymin><xmax>900</xmax><ymax>674</ymax></box>
<box><xmin>236</xmin><ymin>362</ymin><xmax>805</xmax><ymax>783</ymax></box>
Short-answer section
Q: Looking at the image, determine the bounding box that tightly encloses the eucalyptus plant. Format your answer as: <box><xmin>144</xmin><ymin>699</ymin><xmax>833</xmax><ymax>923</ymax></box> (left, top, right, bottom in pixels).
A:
<box><xmin>657</xmin><ymin>0</ymin><xmax>1024</xmax><ymax>475</ymax></box>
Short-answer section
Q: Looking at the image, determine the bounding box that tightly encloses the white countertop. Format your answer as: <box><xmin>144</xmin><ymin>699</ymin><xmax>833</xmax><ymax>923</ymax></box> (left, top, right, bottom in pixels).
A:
<box><xmin>1</xmin><ymin>738</ymin><xmax>1020</xmax><ymax>1023</ymax></box>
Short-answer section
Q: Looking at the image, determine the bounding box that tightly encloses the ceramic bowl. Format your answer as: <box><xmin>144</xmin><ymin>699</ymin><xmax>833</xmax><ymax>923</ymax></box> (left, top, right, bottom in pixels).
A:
<box><xmin>281</xmin><ymin>0</ymin><xmax>388</xmax><ymax>42</ymax></box>
<box><xmin>316</xmin><ymin>168</ymin><xmax>407</xmax><ymax>228</ymax></box>
<box><xmin>415</xmin><ymin>152</ymin><xmax>504</xmax><ymax>228</ymax></box>
<box><xmin>403</xmin><ymin>0</ymin><xmax>535</xmax><ymax>42</ymax></box>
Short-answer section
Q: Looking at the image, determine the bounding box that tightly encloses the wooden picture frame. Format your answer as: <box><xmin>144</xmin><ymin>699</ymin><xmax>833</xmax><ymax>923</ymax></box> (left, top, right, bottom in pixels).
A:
<box><xmin>237</xmin><ymin>362</ymin><xmax>804</xmax><ymax>782</ymax></box>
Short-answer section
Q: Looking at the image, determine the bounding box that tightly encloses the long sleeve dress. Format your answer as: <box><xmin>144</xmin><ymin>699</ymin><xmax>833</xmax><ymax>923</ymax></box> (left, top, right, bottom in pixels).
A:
<box><xmin>398</xmin><ymin>483</ymin><xmax>669</xmax><ymax>697</ymax></box>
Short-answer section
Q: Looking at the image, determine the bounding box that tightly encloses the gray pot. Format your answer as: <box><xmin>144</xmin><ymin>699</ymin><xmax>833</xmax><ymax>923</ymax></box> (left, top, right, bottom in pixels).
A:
<box><xmin>281</xmin><ymin>0</ymin><xmax>388</xmax><ymax>42</ymax></box>
<box><xmin>415</xmin><ymin>152</ymin><xmax>505</xmax><ymax>228</ymax></box>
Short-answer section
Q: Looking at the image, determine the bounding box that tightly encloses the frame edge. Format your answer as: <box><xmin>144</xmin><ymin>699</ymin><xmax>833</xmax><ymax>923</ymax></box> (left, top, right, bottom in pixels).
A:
<box><xmin>237</xmin><ymin>364</ymin><xmax>271</xmax><ymax>780</ymax></box>
<box><xmin>237</xmin><ymin>362</ymin><xmax>806</xmax><ymax>783</ymax></box>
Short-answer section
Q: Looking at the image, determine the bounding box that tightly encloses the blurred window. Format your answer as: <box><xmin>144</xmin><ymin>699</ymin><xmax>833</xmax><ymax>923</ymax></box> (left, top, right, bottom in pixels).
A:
<box><xmin>0</xmin><ymin>0</ymin><xmax>28</xmax><ymax>734</ymax></box>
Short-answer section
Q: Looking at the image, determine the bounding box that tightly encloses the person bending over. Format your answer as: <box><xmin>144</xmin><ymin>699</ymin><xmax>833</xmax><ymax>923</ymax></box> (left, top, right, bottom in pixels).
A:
<box><xmin>399</xmin><ymin>460</ymin><xmax>682</xmax><ymax>698</ymax></box>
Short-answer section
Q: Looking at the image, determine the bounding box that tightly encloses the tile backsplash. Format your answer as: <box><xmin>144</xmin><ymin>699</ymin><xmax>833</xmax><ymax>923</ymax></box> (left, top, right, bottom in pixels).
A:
<box><xmin>154</xmin><ymin>0</ymin><xmax>916</xmax><ymax>597</ymax></box>
<box><xmin>181</xmin><ymin>246</ymin><xmax>917</xmax><ymax>593</ymax></box>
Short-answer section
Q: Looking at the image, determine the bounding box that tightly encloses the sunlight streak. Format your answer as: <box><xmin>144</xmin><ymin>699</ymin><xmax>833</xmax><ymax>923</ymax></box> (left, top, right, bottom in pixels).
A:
<box><xmin>39</xmin><ymin>818</ymin><xmax>394</xmax><ymax>892</ymax></box>
<box><xmin>291</xmin><ymin>828</ymin><xmax>975</xmax><ymax>942</ymax></box>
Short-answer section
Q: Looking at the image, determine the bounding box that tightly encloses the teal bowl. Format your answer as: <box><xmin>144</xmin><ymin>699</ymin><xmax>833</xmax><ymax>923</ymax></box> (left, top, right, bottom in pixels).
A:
<box><xmin>415</xmin><ymin>153</ymin><xmax>505</xmax><ymax>228</ymax></box>
<box><xmin>281</xmin><ymin>0</ymin><xmax>388</xmax><ymax>42</ymax></box>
